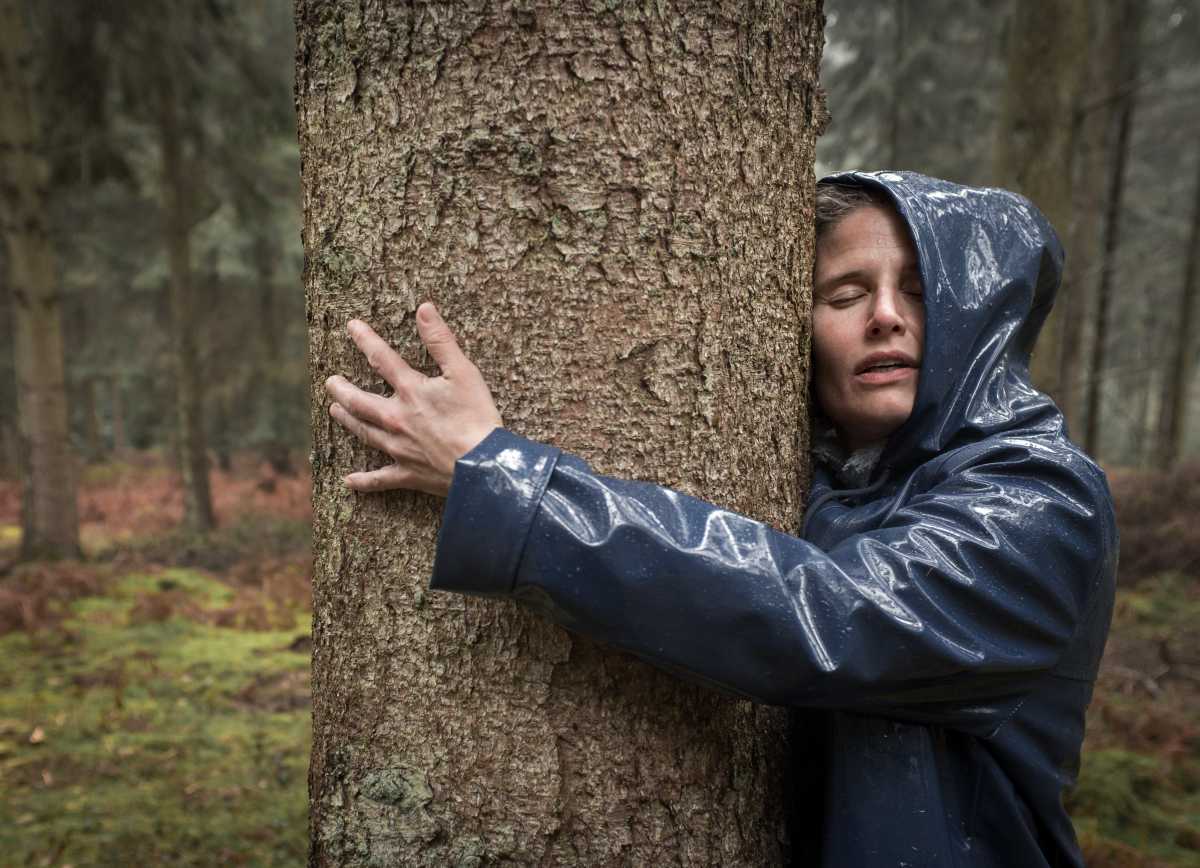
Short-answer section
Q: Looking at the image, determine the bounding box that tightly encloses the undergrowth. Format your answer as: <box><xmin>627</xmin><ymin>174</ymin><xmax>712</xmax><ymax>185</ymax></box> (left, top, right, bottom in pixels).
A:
<box><xmin>0</xmin><ymin>455</ymin><xmax>312</xmax><ymax>866</ymax></box>
<box><xmin>0</xmin><ymin>566</ymin><xmax>312</xmax><ymax>866</ymax></box>
<box><xmin>1070</xmin><ymin>573</ymin><xmax>1200</xmax><ymax>866</ymax></box>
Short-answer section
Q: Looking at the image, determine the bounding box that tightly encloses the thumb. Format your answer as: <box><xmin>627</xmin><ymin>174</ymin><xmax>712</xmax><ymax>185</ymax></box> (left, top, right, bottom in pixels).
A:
<box><xmin>416</xmin><ymin>302</ymin><xmax>468</xmax><ymax>374</ymax></box>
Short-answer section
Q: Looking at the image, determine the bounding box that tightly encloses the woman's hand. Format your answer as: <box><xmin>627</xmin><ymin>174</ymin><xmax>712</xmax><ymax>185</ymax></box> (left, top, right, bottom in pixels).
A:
<box><xmin>323</xmin><ymin>302</ymin><xmax>503</xmax><ymax>497</ymax></box>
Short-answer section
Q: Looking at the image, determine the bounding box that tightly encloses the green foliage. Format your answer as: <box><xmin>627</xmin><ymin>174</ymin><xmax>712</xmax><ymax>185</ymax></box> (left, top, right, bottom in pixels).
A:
<box><xmin>0</xmin><ymin>566</ymin><xmax>310</xmax><ymax>865</ymax></box>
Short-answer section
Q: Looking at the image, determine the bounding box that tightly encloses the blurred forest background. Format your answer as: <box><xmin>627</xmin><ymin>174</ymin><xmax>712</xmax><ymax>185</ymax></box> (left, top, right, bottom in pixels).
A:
<box><xmin>1</xmin><ymin>0</ymin><xmax>1198</xmax><ymax>865</ymax></box>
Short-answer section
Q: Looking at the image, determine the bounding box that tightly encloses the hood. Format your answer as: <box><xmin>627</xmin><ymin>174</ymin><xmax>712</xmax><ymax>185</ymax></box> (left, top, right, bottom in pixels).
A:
<box><xmin>818</xmin><ymin>170</ymin><xmax>1067</xmax><ymax>480</ymax></box>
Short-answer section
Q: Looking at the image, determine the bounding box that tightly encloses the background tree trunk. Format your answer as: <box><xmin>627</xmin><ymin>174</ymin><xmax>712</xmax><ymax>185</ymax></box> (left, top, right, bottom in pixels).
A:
<box><xmin>1083</xmin><ymin>0</ymin><xmax>1142</xmax><ymax>458</ymax></box>
<box><xmin>992</xmin><ymin>0</ymin><xmax>1088</xmax><ymax>402</ymax></box>
<box><xmin>0</xmin><ymin>0</ymin><xmax>80</xmax><ymax>560</ymax></box>
<box><xmin>109</xmin><ymin>374</ymin><xmax>128</xmax><ymax>454</ymax></box>
<box><xmin>255</xmin><ymin>231</ymin><xmax>295</xmax><ymax>475</ymax></box>
<box><xmin>1155</xmin><ymin>151</ymin><xmax>1200</xmax><ymax>466</ymax></box>
<box><xmin>158</xmin><ymin>74</ymin><xmax>216</xmax><ymax>533</ymax></box>
<box><xmin>298</xmin><ymin>2</ymin><xmax>823</xmax><ymax>864</ymax></box>
<box><xmin>1056</xmin><ymin>1</ymin><xmax>1118</xmax><ymax>436</ymax></box>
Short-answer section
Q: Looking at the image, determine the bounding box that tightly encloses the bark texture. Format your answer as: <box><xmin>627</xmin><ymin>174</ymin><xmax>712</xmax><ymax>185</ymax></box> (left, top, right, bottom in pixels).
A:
<box><xmin>0</xmin><ymin>0</ymin><xmax>80</xmax><ymax>559</ymax></box>
<box><xmin>297</xmin><ymin>2</ymin><xmax>824</xmax><ymax>864</ymax></box>
<box><xmin>992</xmin><ymin>0</ymin><xmax>1088</xmax><ymax>402</ymax></box>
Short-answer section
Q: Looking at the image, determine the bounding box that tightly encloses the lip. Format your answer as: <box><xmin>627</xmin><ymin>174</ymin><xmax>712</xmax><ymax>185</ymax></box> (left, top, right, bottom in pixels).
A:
<box><xmin>854</xmin><ymin>351</ymin><xmax>920</xmax><ymax>375</ymax></box>
<box><xmin>853</xmin><ymin>351</ymin><xmax>920</xmax><ymax>386</ymax></box>
<box><xmin>855</xmin><ymin>366</ymin><xmax>917</xmax><ymax>385</ymax></box>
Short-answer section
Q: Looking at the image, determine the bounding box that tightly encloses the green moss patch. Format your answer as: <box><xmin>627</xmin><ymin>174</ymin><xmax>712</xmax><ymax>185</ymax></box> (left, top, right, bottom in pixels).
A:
<box><xmin>0</xmin><ymin>565</ymin><xmax>310</xmax><ymax>866</ymax></box>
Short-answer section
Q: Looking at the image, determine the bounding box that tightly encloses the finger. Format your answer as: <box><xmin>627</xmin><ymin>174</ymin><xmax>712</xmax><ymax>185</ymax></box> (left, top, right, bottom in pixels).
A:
<box><xmin>416</xmin><ymin>302</ymin><xmax>469</xmax><ymax>375</ymax></box>
<box><xmin>329</xmin><ymin>402</ymin><xmax>401</xmax><ymax>455</ymax></box>
<box><xmin>325</xmin><ymin>376</ymin><xmax>395</xmax><ymax>430</ymax></box>
<box><xmin>347</xmin><ymin>319</ymin><xmax>420</xmax><ymax>391</ymax></box>
<box><xmin>344</xmin><ymin>464</ymin><xmax>413</xmax><ymax>493</ymax></box>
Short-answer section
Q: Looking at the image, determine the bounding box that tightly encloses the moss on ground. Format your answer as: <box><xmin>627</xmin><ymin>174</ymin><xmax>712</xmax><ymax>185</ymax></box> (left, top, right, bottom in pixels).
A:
<box><xmin>1069</xmin><ymin>573</ymin><xmax>1200</xmax><ymax>867</ymax></box>
<box><xmin>0</xmin><ymin>564</ymin><xmax>311</xmax><ymax>866</ymax></box>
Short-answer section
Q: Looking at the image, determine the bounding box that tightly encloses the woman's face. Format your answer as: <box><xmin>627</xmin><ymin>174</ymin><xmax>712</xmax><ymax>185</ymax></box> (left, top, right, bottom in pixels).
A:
<box><xmin>813</xmin><ymin>205</ymin><xmax>925</xmax><ymax>451</ymax></box>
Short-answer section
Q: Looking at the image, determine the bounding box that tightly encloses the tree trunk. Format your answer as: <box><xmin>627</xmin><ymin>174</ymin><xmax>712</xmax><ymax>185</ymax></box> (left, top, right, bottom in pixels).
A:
<box><xmin>1155</xmin><ymin>151</ymin><xmax>1200</xmax><ymax>465</ymax></box>
<box><xmin>157</xmin><ymin>74</ymin><xmax>216</xmax><ymax>533</ymax></box>
<box><xmin>1057</xmin><ymin>1</ymin><xmax>1118</xmax><ymax>434</ymax></box>
<box><xmin>255</xmin><ymin>232</ymin><xmax>295</xmax><ymax>475</ymax></box>
<box><xmin>0</xmin><ymin>420</ymin><xmax>19</xmax><ymax>480</ymax></box>
<box><xmin>109</xmin><ymin>374</ymin><xmax>128</xmax><ymax>454</ymax></box>
<box><xmin>81</xmin><ymin>376</ymin><xmax>104</xmax><ymax>464</ymax></box>
<box><xmin>992</xmin><ymin>0</ymin><xmax>1088</xmax><ymax>402</ymax></box>
<box><xmin>298</xmin><ymin>2</ymin><xmax>823</xmax><ymax>864</ymax></box>
<box><xmin>1084</xmin><ymin>0</ymin><xmax>1141</xmax><ymax>458</ymax></box>
<box><xmin>887</xmin><ymin>0</ymin><xmax>904</xmax><ymax>168</ymax></box>
<box><xmin>0</xmin><ymin>0</ymin><xmax>80</xmax><ymax>560</ymax></box>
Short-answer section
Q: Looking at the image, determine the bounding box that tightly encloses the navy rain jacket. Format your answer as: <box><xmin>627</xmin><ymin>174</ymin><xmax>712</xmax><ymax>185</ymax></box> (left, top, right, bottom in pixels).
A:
<box><xmin>429</xmin><ymin>171</ymin><xmax>1119</xmax><ymax>867</ymax></box>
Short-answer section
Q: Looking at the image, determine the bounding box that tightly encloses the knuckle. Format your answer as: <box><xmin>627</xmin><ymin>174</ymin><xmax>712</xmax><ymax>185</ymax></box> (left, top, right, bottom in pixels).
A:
<box><xmin>383</xmin><ymin>408</ymin><xmax>407</xmax><ymax>432</ymax></box>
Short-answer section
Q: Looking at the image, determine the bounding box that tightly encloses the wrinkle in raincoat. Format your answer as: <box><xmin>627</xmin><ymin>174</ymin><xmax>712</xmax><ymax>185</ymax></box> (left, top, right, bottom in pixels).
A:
<box><xmin>430</xmin><ymin>171</ymin><xmax>1118</xmax><ymax>867</ymax></box>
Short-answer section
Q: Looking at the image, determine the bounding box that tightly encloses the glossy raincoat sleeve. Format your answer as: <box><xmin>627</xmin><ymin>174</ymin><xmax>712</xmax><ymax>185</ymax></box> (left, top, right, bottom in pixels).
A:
<box><xmin>431</xmin><ymin>428</ymin><xmax>1115</xmax><ymax>724</ymax></box>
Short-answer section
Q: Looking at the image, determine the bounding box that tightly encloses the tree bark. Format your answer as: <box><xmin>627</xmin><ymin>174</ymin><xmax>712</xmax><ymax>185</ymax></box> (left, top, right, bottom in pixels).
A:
<box><xmin>992</xmin><ymin>0</ymin><xmax>1088</xmax><ymax>402</ymax></box>
<box><xmin>157</xmin><ymin>74</ymin><xmax>216</xmax><ymax>533</ymax></box>
<box><xmin>298</xmin><ymin>2</ymin><xmax>823</xmax><ymax>864</ymax></box>
<box><xmin>0</xmin><ymin>0</ymin><xmax>80</xmax><ymax>560</ymax></box>
<box><xmin>1155</xmin><ymin>150</ymin><xmax>1200</xmax><ymax>465</ymax></box>
<box><xmin>1083</xmin><ymin>0</ymin><xmax>1141</xmax><ymax>458</ymax></box>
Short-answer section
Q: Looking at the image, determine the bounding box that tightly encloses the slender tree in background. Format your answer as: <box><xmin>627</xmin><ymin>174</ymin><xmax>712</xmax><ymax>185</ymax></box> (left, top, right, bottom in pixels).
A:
<box><xmin>1057</xmin><ymin>2</ymin><xmax>1119</xmax><ymax>434</ymax></box>
<box><xmin>0</xmin><ymin>0</ymin><xmax>80</xmax><ymax>559</ymax></box>
<box><xmin>1084</xmin><ymin>0</ymin><xmax>1143</xmax><ymax>458</ymax></box>
<box><xmin>157</xmin><ymin>67</ymin><xmax>216</xmax><ymax>532</ymax></box>
<box><xmin>298</xmin><ymin>2</ymin><xmax>823</xmax><ymax>863</ymax></box>
<box><xmin>887</xmin><ymin>0</ymin><xmax>906</xmax><ymax>167</ymax></box>
<box><xmin>1156</xmin><ymin>153</ymin><xmax>1200</xmax><ymax>466</ymax></box>
<box><xmin>992</xmin><ymin>0</ymin><xmax>1088</xmax><ymax>402</ymax></box>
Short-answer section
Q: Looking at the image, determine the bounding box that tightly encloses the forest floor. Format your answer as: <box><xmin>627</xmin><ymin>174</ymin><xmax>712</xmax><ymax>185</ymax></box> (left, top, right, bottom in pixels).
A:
<box><xmin>0</xmin><ymin>455</ymin><xmax>1198</xmax><ymax>865</ymax></box>
<box><xmin>0</xmin><ymin>454</ymin><xmax>312</xmax><ymax>866</ymax></box>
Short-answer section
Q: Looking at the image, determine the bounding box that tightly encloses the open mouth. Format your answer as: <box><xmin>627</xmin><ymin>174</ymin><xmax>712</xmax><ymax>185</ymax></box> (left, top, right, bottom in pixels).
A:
<box><xmin>860</xmin><ymin>361</ymin><xmax>912</xmax><ymax>373</ymax></box>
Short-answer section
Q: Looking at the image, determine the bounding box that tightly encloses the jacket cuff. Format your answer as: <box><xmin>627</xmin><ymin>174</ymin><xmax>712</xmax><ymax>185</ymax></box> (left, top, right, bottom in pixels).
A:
<box><xmin>430</xmin><ymin>428</ymin><xmax>561</xmax><ymax>597</ymax></box>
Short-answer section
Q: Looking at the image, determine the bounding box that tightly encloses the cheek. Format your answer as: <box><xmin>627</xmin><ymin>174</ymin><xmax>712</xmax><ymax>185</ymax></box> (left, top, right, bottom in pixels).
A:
<box><xmin>811</xmin><ymin>315</ymin><xmax>850</xmax><ymax>401</ymax></box>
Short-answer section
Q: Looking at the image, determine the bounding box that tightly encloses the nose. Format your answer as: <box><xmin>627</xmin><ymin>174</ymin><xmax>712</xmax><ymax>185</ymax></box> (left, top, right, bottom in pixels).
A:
<box><xmin>866</xmin><ymin>287</ymin><xmax>906</xmax><ymax>338</ymax></box>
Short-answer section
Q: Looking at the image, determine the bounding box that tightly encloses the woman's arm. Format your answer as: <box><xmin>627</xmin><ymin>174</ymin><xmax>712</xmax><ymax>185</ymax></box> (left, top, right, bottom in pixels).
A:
<box><xmin>324</xmin><ymin>309</ymin><xmax>1117</xmax><ymax>734</ymax></box>
<box><xmin>432</xmin><ymin>427</ymin><xmax>1117</xmax><ymax>733</ymax></box>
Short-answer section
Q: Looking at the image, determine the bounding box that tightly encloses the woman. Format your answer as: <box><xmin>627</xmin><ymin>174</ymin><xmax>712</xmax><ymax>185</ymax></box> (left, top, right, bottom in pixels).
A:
<box><xmin>324</xmin><ymin>171</ymin><xmax>1118</xmax><ymax>867</ymax></box>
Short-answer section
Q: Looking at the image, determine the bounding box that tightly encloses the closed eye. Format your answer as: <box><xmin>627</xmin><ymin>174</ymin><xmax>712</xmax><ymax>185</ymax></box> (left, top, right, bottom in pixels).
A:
<box><xmin>825</xmin><ymin>289</ymin><xmax>867</xmax><ymax>307</ymax></box>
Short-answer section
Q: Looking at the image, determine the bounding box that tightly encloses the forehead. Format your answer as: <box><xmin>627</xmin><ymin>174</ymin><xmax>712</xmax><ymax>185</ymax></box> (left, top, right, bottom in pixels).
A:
<box><xmin>815</xmin><ymin>205</ymin><xmax>918</xmax><ymax>270</ymax></box>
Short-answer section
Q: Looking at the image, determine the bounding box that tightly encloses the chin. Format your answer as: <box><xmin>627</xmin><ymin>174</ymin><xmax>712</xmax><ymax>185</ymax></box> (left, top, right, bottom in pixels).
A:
<box><xmin>844</xmin><ymin>402</ymin><xmax>914</xmax><ymax>445</ymax></box>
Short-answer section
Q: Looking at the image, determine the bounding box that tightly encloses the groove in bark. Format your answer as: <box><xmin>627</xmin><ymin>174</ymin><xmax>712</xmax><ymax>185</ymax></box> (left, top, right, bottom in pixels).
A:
<box><xmin>298</xmin><ymin>2</ymin><xmax>824</xmax><ymax>864</ymax></box>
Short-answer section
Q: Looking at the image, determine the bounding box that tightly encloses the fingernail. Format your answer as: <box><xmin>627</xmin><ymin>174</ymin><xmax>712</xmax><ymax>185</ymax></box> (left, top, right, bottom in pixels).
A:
<box><xmin>418</xmin><ymin>303</ymin><xmax>435</xmax><ymax>323</ymax></box>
